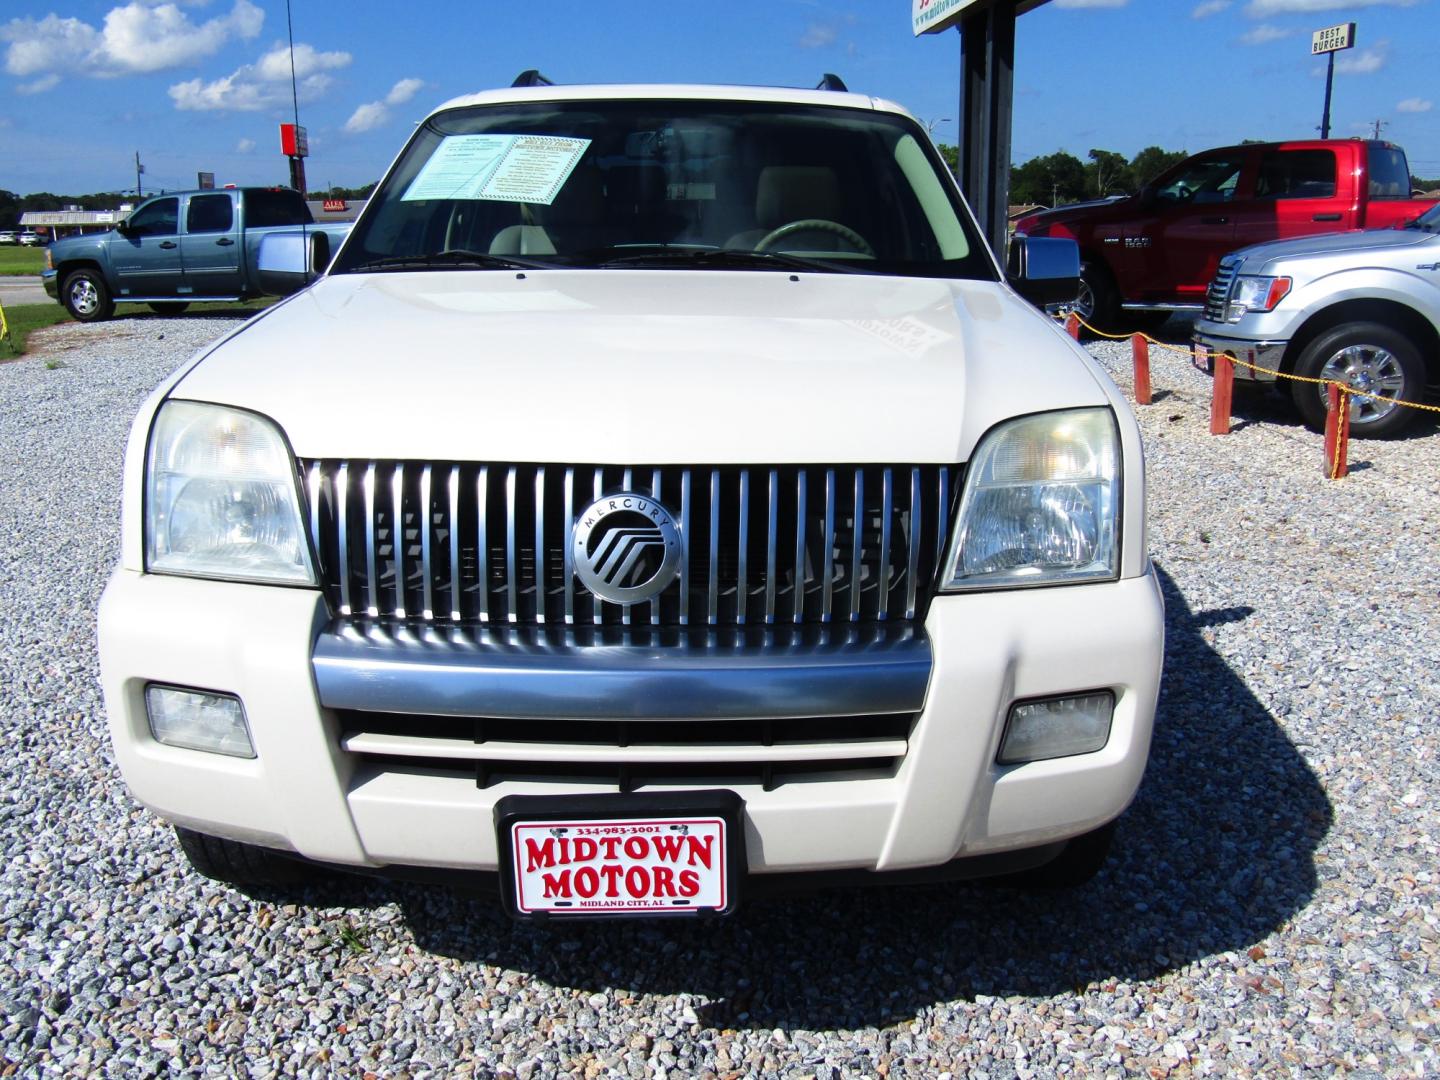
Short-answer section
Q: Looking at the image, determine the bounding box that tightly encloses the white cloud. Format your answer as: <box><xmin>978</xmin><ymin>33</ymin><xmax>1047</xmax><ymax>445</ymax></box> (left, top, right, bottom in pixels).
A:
<box><xmin>1</xmin><ymin>0</ymin><xmax>262</xmax><ymax>88</ymax></box>
<box><xmin>343</xmin><ymin>77</ymin><xmax>424</xmax><ymax>133</ymax></box>
<box><xmin>1192</xmin><ymin>0</ymin><xmax>1231</xmax><ymax>15</ymax></box>
<box><xmin>1246</xmin><ymin>0</ymin><xmax>1413</xmax><ymax>14</ymax></box>
<box><xmin>169</xmin><ymin>40</ymin><xmax>351</xmax><ymax>111</ymax></box>
<box><xmin>1334</xmin><ymin>44</ymin><xmax>1387</xmax><ymax>74</ymax></box>
<box><xmin>1053</xmin><ymin>0</ymin><xmax>1130</xmax><ymax>8</ymax></box>
<box><xmin>386</xmin><ymin>77</ymin><xmax>423</xmax><ymax>107</ymax></box>
<box><xmin>17</xmin><ymin>72</ymin><xmax>61</xmax><ymax>94</ymax></box>
<box><xmin>1397</xmin><ymin>97</ymin><xmax>1432</xmax><ymax>113</ymax></box>
<box><xmin>236</xmin><ymin>137</ymin><xmax>256</xmax><ymax>152</ymax></box>
<box><xmin>1240</xmin><ymin>24</ymin><xmax>1293</xmax><ymax>44</ymax></box>
<box><xmin>798</xmin><ymin>21</ymin><xmax>838</xmax><ymax>48</ymax></box>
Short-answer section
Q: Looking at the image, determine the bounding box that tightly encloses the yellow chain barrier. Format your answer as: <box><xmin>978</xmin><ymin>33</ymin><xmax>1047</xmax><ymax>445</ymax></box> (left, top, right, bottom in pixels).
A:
<box><xmin>0</xmin><ymin>297</ymin><xmax>8</xmax><ymax>350</ymax></box>
<box><xmin>1065</xmin><ymin>312</ymin><xmax>1440</xmax><ymax>417</ymax></box>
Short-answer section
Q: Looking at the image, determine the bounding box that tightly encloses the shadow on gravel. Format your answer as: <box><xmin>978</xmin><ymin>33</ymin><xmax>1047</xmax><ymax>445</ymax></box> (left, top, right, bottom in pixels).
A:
<box><xmin>298</xmin><ymin>564</ymin><xmax>1334</xmax><ymax>1032</ymax></box>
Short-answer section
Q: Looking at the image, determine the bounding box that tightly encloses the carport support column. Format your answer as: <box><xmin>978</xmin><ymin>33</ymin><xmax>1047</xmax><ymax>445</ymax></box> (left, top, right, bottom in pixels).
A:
<box><xmin>958</xmin><ymin>4</ymin><xmax>1016</xmax><ymax>260</ymax></box>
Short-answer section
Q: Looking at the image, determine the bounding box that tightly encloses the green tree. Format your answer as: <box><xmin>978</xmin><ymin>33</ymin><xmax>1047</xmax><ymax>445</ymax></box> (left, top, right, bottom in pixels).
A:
<box><xmin>1009</xmin><ymin>151</ymin><xmax>1087</xmax><ymax>206</ymax></box>
<box><xmin>935</xmin><ymin>144</ymin><xmax>959</xmax><ymax>175</ymax></box>
<box><xmin>1086</xmin><ymin>149</ymin><xmax>1132</xmax><ymax>196</ymax></box>
<box><xmin>1130</xmin><ymin>146</ymin><xmax>1188</xmax><ymax>188</ymax></box>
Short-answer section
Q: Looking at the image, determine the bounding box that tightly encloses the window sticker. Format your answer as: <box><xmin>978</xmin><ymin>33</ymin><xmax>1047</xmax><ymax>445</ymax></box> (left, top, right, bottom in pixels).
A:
<box><xmin>402</xmin><ymin>134</ymin><xmax>591</xmax><ymax>205</ymax></box>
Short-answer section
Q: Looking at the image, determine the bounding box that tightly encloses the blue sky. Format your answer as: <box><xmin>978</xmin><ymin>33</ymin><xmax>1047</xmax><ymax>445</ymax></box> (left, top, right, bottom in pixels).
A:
<box><xmin>2</xmin><ymin>0</ymin><xmax>1436</xmax><ymax>196</ymax></box>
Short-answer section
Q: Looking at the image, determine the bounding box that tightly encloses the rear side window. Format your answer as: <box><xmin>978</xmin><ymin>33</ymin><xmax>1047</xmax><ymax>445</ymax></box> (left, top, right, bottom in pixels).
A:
<box><xmin>187</xmin><ymin>194</ymin><xmax>234</xmax><ymax>234</ymax></box>
<box><xmin>1367</xmin><ymin>146</ymin><xmax>1410</xmax><ymax>199</ymax></box>
<box><xmin>244</xmin><ymin>190</ymin><xmax>314</xmax><ymax>227</ymax></box>
<box><xmin>1255</xmin><ymin>150</ymin><xmax>1336</xmax><ymax>199</ymax></box>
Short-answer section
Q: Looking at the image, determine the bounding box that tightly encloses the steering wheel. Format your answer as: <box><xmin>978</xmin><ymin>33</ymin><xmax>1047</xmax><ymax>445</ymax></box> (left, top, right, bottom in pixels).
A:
<box><xmin>755</xmin><ymin>218</ymin><xmax>875</xmax><ymax>257</ymax></box>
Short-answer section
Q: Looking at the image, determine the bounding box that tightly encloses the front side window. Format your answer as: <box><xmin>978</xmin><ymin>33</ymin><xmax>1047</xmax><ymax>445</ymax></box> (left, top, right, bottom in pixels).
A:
<box><xmin>333</xmin><ymin>99</ymin><xmax>994</xmax><ymax>280</ymax></box>
<box><xmin>1152</xmin><ymin>154</ymin><xmax>1246</xmax><ymax>205</ymax></box>
<box><xmin>125</xmin><ymin>197</ymin><xmax>179</xmax><ymax>237</ymax></box>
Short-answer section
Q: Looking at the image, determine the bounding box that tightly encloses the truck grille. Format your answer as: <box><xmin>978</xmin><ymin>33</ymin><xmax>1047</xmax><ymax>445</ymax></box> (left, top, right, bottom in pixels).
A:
<box><xmin>302</xmin><ymin>462</ymin><xmax>959</xmax><ymax>628</ymax></box>
<box><xmin>338</xmin><ymin>709</ymin><xmax>914</xmax><ymax>792</ymax></box>
<box><xmin>1204</xmin><ymin>257</ymin><xmax>1238</xmax><ymax>321</ymax></box>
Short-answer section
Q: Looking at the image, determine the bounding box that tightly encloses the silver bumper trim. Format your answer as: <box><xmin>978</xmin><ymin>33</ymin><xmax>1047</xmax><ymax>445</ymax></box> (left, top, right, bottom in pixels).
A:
<box><xmin>312</xmin><ymin>621</ymin><xmax>933</xmax><ymax>721</ymax></box>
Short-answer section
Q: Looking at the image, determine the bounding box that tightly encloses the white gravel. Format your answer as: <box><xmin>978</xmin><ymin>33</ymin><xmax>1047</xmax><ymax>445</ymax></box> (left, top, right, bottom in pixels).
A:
<box><xmin>1</xmin><ymin>313</ymin><xmax>1437</xmax><ymax>1078</ymax></box>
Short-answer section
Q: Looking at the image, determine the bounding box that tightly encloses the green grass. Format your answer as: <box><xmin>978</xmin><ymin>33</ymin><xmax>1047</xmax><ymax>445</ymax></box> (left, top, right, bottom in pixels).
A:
<box><xmin>0</xmin><ymin>303</ymin><xmax>74</xmax><ymax>357</ymax></box>
<box><xmin>0</xmin><ymin>247</ymin><xmax>46</xmax><ymax>276</ymax></box>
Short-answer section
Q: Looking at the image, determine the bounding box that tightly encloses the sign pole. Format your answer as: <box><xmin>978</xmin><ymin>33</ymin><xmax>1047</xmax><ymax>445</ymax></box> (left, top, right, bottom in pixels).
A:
<box><xmin>1320</xmin><ymin>50</ymin><xmax>1335</xmax><ymax>139</ymax></box>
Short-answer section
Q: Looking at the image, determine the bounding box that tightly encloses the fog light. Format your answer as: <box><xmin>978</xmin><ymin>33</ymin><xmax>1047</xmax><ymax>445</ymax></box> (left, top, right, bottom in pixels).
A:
<box><xmin>145</xmin><ymin>685</ymin><xmax>254</xmax><ymax>758</ymax></box>
<box><xmin>998</xmin><ymin>691</ymin><xmax>1114</xmax><ymax>765</ymax></box>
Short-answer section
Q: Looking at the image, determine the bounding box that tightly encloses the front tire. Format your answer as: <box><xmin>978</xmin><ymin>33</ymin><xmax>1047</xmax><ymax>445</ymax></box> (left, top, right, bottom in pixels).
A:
<box><xmin>174</xmin><ymin>826</ymin><xmax>322</xmax><ymax>888</ymax></box>
<box><xmin>1075</xmin><ymin>261</ymin><xmax>1119</xmax><ymax>333</ymax></box>
<box><xmin>62</xmin><ymin>269</ymin><xmax>114</xmax><ymax>323</ymax></box>
<box><xmin>1290</xmin><ymin>322</ymin><xmax>1425</xmax><ymax>438</ymax></box>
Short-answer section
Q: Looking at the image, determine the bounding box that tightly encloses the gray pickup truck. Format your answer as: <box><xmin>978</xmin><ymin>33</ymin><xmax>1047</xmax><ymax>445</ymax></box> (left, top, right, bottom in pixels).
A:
<box><xmin>1193</xmin><ymin>201</ymin><xmax>1440</xmax><ymax>437</ymax></box>
<box><xmin>42</xmin><ymin>187</ymin><xmax>348</xmax><ymax>322</ymax></box>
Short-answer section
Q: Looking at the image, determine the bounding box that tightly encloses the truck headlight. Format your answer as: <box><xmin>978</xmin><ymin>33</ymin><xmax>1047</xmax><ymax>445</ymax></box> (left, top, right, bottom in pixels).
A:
<box><xmin>941</xmin><ymin>408</ymin><xmax>1119</xmax><ymax>590</ymax></box>
<box><xmin>1225</xmin><ymin>275</ymin><xmax>1291</xmax><ymax>322</ymax></box>
<box><xmin>145</xmin><ymin>401</ymin><xmax>315</xmax><ymax>584</ymax></box>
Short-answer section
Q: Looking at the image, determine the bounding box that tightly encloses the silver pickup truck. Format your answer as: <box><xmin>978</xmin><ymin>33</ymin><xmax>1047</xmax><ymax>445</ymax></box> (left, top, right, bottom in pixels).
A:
<box><xmin>42</xmin><ymin>187</ymin><xmax>348</xmax><ymax>322</ymax></box>
<box><xmin>1192</xmin><ymin>201</ymin><xmax>1440</xmax><ymax>437</ymax></box>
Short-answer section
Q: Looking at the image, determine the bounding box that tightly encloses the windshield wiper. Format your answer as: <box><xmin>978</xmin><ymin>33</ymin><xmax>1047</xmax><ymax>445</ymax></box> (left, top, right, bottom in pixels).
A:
<box><xmin>585</xmin><ymin>248</ymin><xmax>864</xmax><ymax>274</ymax></box>
<box><xmin>346</xmin><ymin>250</ymin><xmax>557</xmax><ymax>273</ymax></box>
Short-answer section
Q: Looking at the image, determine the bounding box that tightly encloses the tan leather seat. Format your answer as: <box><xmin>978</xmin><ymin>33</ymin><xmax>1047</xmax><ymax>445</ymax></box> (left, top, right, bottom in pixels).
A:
<box><xmin>726</xmin><ymin>166</ymin><xmax>843</xmax><ymax>250</ymax></box>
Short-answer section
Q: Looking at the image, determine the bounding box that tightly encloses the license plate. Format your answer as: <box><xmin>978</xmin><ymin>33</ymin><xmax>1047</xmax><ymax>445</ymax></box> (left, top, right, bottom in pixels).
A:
<box><xmin>495</xmin><ymin>792</ymin><xmax>743</xmax><ymax>919</ymax></box>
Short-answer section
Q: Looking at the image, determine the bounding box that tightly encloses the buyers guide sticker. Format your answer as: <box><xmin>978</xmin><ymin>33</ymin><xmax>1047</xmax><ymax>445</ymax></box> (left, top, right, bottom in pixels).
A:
<box><xmin>510</xmin><ymin>817</ymin><xmax>727</xmax><ymax>914</ymax></box>
<box><xmin>402</xmin><ymin>134</ymin><xmax>590</xmax><ymax>205</ymax></box>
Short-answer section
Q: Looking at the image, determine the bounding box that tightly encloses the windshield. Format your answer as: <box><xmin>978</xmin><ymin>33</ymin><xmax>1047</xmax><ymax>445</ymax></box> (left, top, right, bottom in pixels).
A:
<box><xmin>1411</xmin><ymin>202</ymin><xmax>1440</xmax><ymax>231</ymax></box>
<box><xmin>332</xmin><ymin>98</ymin><xmax>994</xmax><ymax>279</ymax></box>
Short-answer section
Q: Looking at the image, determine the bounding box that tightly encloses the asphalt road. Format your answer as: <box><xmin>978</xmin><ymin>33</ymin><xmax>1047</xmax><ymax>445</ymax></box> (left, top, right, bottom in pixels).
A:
<box><xmin>0</xmin><ymin>276</ymin><xmax>50</xmax><ymax>307</ymax></box>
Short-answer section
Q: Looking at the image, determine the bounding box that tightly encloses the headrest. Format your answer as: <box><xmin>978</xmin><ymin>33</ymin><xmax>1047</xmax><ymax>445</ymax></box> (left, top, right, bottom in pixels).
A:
<box><xmin>756</xmin><ymin>166</ymin><xmax>841</xmax><ymax>227</ymax></box>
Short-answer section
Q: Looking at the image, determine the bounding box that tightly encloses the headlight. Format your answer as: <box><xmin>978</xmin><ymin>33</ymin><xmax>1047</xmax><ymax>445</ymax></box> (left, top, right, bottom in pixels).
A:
<box><xmin>145</xmin><ymin>401</ymin><xmax>314</xmax><ymax>584</ymax></box>
<box><xmin>1225</xmin><ymin>275</ymin><xmax>1291</xmax><ymax>322</ymax></box>
<box><xmin>941</xmin><ymin>408</ymin><xmax>1119</xmax><ymax>591</ymax></box>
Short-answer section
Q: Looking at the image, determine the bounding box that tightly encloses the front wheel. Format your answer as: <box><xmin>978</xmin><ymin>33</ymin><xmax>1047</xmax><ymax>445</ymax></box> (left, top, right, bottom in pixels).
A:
<box><xmin>62</xmin><ymin>269</ymin><xmax>114</xmax><ymax>322</ymax></box>
<box><xmin>1075</xmin><ymin>261</ymin><xmax>1119</xmax><ymax>333</ymax></box>
<box><xmin>174</xmin><ymin>827</ymin><xmax>324</xmax><ymax>889</ymax></box>
<box><xmin>1290</xmin><ymin>322</ymin><xmax>1426</xmax><ymax>438</ymax></box>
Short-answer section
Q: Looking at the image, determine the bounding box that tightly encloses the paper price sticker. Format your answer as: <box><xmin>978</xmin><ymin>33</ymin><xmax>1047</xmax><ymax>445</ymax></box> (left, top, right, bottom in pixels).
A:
<box><xmin>402</xmin><ymin>134</ymin><xmax>591</xmax><ymax>205</ymax></box>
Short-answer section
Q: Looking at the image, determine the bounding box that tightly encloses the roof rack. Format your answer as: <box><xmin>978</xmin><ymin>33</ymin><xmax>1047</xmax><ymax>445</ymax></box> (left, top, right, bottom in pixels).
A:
<box><xmin>816</xmin><ymin>73</ymin><xmax>848</xmax><ymax>92</ymax></box>
<box><xmin>512</xmin><ymin>70</ymin><xmax>554</xmax><ymax>88</ymax></box>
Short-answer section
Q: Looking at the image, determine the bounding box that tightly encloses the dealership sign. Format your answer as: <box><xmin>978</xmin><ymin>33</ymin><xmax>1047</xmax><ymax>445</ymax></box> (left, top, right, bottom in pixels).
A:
<box><xmin>1311</xmin><ymin>22</ymin><xmax>1356</xmax><ymax>54</ymax></box>
<box><xmin>280</xmin><ymin>123</ymin><xmax>309</xmax><ymax>158</ymax></box>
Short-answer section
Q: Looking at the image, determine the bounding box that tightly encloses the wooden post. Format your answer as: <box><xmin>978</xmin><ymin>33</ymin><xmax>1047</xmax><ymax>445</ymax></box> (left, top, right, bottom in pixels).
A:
<box><xmin>1131</xmin><ymin>333</ymin><xmax>1151</xmax><ymax>405</ymax></box>
<box><xmin>1324</xmin><ymin>384</ymin><xmax>1349</xmax><ymax>479</ymax></box>
<box><xmin>1065</xmin><ymin>312</ymin><xmax>1080</xmax><ymax>340</ymax></box>
<box><xmin>1209</xmin><ymin>351</ymin><xmax>1232</xmax><ymax>435</ymax></box>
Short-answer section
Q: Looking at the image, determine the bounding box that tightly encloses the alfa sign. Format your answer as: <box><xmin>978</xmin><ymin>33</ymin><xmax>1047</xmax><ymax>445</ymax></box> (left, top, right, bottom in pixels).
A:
<box><xmin>1311</xmin><ymin>22</ymin><xmax>1356</xmax><ymax>55</ymax></box>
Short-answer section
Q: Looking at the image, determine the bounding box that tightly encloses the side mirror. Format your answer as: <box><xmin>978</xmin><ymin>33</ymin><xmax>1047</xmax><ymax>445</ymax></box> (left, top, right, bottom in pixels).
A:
<box><xmin>115</xmin><ymin>221</ymin><xmax>133</xmax><ymax>238</ymax></box>
<box><xmin>257</xmin><ymin>229</ymin><xmax>332</xmax><ymax>296</ymax></box>
<box><xmin>1006</xmin><ymin>235</ymin><xmax>1080</xmax><ymax>309</ymax></box>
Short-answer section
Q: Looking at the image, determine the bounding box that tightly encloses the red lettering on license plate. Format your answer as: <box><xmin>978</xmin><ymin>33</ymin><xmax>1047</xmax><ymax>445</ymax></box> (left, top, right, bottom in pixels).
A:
<box><xmin>511</xmin><ymin>817</ymin><xmax>727</xmax><ymax>914</ymax></box>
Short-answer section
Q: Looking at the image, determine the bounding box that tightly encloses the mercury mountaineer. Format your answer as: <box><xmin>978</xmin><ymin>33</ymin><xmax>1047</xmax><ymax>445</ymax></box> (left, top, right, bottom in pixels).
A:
<box><xmin>98</xmin><ymin>75</ymin><xmax>1165</xmax><ymax>918</ymax></box>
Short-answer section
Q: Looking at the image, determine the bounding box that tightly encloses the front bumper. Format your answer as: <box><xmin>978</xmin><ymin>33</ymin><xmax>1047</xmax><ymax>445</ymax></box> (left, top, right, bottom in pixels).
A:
<box><xmin>1192</xmin><ymin>329</ymin><xmax>1289</xmax><ymax>384</ymax></box>
<box><xmin>42</xmin><ymin>270</ymin><xmax>58</xmax><ymax>300</ymax></box>
<box><xmin>99</xmin><ymin>568</ymin><xmax>1165</xmax><ymax>877</ymax></box>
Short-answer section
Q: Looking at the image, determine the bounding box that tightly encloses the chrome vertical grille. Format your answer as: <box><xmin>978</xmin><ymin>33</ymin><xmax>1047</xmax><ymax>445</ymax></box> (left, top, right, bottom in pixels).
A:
<box><xmin>1204</xmin><ymin>257</ymin><xmax>1238</xmax><ymax>322</ymax></box>
<box><xmin>303</xmin><ymin>462</ymin><xmax>960</xmax><ymax>628</ymax></box>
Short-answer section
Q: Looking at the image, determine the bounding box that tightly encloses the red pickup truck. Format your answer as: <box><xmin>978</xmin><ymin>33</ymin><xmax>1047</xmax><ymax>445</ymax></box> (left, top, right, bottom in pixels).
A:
<box><xmin>1012</xmin><ymin>140</ymin><xmax>1433</xmax><ymax>330</ymax></box>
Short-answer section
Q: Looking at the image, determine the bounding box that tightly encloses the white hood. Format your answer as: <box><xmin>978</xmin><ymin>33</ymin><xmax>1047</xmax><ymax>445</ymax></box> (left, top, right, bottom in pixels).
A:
<box><xmin>173</xmin><ymin>269</ymin><xmax>1111</xmax><ymax>464</ymax></box>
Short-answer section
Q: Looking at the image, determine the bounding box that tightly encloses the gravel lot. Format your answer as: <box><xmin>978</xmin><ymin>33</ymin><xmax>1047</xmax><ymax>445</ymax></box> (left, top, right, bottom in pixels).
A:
<box><xmin>1</xmin><ymin>313</ymin><xmax>1437</xmax><ymax>1077</ymax></box>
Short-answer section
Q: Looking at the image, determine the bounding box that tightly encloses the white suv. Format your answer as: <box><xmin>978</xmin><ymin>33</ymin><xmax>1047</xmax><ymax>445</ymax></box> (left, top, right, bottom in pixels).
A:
<box><xmin>99</xmin><ymin>79</ymin><xmax>1164</xmax><ymax>917</ymax></box>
